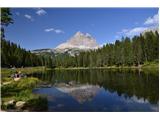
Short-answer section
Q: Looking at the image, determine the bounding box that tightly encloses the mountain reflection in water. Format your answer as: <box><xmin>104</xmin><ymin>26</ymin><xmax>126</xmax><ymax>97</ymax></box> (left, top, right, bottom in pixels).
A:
<box><xmin>55</xmin><ymin>84</ymin><xmax>100</xmax><ymax>103</ymax></box>
<box><xmin>31</xmin><ymin>69</ymin><xmax>159</xmax><ymax>112</ymax></box>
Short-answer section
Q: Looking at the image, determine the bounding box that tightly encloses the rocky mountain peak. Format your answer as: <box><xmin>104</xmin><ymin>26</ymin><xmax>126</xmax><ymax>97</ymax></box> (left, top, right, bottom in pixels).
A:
<box><xmin>74</xmin><ymin>31</ymin><xmax>84</xmax><ymax>37</ymax></box>
<box><xmin>56</xmin><ymin>31</ymin><xmax>99</xmax><ymax>50</ymax></box>
<box><xmin>73</xmin><ymin>31</ymin><xmax>91</xmax><ymax>38</ymax></box>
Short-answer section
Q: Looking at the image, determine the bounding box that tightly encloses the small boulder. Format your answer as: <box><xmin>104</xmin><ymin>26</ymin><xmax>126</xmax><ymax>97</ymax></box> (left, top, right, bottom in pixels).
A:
<box><xmin>16</xmin><ymin>101</ymin><xmax>26</xmax><ymax>108</ymax></box>
<box><xmin>4</xmin><ymin>99</ymin><xmax>15</xmax><ymax>106</ymax></box>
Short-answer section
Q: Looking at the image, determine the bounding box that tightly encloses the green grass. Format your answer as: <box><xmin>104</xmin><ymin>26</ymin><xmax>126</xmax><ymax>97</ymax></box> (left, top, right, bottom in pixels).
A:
<box><xmin>1</xmin><ymin>77</ymin><xmax>13</xmax><ymax>83</ymax></box>
<box><xmin>54</xmin><ymin>61</ymin><xmax>159</xmax><ymax>70</ymax></box>
<box><xmin>1</xmin><ymin>75</ymin><xmax>48</xmax><ymax>111</ymax></box>
<box><xmin>142</xmin><ymin>61</ymin><xmax>159</xmax><ymax>69</ymax></box>
<box><xmin>1</xmin><ymin>66</ymin><xmax>45</xmax><ymax>77</ymax></box>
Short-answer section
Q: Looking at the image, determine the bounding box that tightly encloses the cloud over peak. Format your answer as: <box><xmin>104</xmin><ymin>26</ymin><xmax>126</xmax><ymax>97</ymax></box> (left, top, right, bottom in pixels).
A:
<box><xmin>44</xmin><ymin>28</ymin><xmax>64</xmax><ymax>34</ymax></box>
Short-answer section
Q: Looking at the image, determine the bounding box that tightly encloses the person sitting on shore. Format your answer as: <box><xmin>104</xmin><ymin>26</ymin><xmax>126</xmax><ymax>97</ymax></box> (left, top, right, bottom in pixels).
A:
<box><xmin>11</xmin><ymin>71</ymin><xmax>26</xmax><ymax>81</ymax></box>
<box><xmin>13</xmin><ymin>71</ymin><xmax>21</xmax><ymax>81</ymax></box>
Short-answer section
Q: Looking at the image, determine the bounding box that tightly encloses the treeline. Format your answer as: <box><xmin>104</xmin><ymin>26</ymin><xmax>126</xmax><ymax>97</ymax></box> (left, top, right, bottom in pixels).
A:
<box><xmin>1</xmin><ymin>39</ymin><xmax>55</xmax><ymax>68</ymax></box>
<box><xmin>55</xmin><ymin>30</ymin><xmax>159</xmax><ymax>68</ymax></box>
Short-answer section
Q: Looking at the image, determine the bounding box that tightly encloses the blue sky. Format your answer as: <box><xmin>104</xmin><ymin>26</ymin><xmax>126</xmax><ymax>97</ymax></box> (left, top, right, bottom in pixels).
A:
<box><xmin>5</xmin><ymin>8</ymin><xmax>159</xmax><ymax>50</ymax></box>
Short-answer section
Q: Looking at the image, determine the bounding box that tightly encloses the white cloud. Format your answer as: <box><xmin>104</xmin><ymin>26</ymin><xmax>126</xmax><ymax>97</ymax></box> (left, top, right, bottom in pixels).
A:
<box><xmin>117</xmin><ymin>25</ymin><xmax>159</xmax><ymax>38</ymax></box>
<box><xmin>54</xmin><ymin>29</ymin><xmax>64</xmax><ymax>34</ymax></box>
<box><xmin>125</xmin><ymin>27</ymin><xmax>148</xmax><ymax>36</ymax></box>
<box><xmin>144</xmin><ymin>11</ymin><xmax>159</xmax><ymax>25</ymax></box>
<box><xmin>44</xmin><ymin>28</ymin><xmax>54</xmax><ymax>32</ymax></box>
<box><xmin>24</xmin><ymin>14</ymin><xmax>34</xmax><ymax>21</ymax></box>
<box><xmin>36</xmin><ymin>9</ymin><xmax>47</xmax><ymax>16</ymax></box>
<box><xmin>117</xmin><ymin>27</ymin><xmax>148</xmax><ymax>37</ymax></box>
<box><xmin>44</xmin><ymin>28</ymin><xmax>64</xmax><ymax>34</ymax></box>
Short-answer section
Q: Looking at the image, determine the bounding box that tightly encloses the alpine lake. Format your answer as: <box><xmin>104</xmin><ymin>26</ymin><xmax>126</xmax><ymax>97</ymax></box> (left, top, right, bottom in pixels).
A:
<box><xmin>29</xmin><ymin>68</ymin><xmax>159</xmax><ymax>112</ymax></box>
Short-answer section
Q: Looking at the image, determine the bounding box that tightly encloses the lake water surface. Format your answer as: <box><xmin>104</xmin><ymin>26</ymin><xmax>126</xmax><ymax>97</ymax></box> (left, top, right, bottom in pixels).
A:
<box><xmin>31</xmin><ymin>69</ymin><xmax>159</xmax><ymax>112</ymax></box>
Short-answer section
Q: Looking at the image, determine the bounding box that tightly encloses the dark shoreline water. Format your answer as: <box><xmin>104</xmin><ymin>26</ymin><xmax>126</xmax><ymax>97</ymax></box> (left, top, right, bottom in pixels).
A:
<box><xmin>31</xmin><ymin>69</ymin><xmax>159</xmax><ymax>112</ymax></box>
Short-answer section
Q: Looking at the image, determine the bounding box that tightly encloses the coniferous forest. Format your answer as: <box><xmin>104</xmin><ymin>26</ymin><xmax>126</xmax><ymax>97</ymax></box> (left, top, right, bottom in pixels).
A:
<box><xmin>1</xmin><ymin>8</ymin><xmax>159</xmax><ymax>68</ymax></box>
